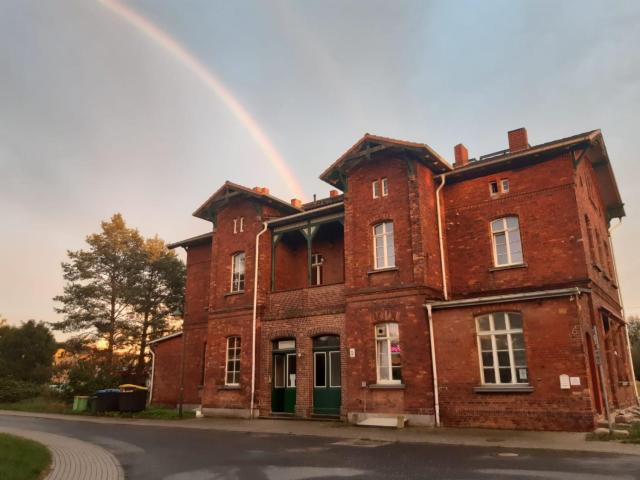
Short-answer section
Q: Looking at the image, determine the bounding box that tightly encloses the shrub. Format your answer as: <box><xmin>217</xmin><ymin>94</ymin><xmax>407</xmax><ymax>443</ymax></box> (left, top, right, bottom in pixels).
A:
<box><xmin>63</xmin><ymin>361</ymin><xmax>120</xmax><ymax>400</ymax></box>
<box><xmin>0</xmin><ymin>379</ymin><xmax>42</xmax><ymax>403</ymax></box>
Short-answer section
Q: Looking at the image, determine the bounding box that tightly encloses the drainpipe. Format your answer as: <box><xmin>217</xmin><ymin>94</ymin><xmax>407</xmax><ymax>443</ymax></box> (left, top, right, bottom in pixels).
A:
<box><xmin>608</xmin><ymin>219</ymin><xmax>640</xmax><ymax>405</ymax></box>
<box><xmin>436</xmin><ymin>174</ymin><xmax>448</xmax><ymax>300</ymax></box>
<box><xmin>250</xmin><ymin>222</ymin><xmax>269</xmax><ymax>419</ymax></box>
<box><xmin>426</xmin><ymin>304</ymin><xmax>440</xmax><ymax>427</ymax></box>
<box><xmin>148</xmin><ymin>347</ymin><xmax>155</xmax><ymax>405</ymax></box>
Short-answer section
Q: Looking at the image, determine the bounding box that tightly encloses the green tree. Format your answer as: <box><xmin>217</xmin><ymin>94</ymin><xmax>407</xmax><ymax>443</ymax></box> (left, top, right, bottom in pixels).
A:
<box><xmin>0</xmin><ymin>320</ymin><xmax>57</xmax><ymax>384</ymax></box>
<box><xmin>52</xmin><ymin>214</ymin><xmax>146</xmax><ymax>370</ymax></box>
<box><xmin>127</xmin><ymin>236</ymin><xmax>185</xmax><ymax>378</ymax></box>
<box><xmin>629</xmin><ymin>316</ymin><xmax>640</xmax><ymax>381</ymax></box>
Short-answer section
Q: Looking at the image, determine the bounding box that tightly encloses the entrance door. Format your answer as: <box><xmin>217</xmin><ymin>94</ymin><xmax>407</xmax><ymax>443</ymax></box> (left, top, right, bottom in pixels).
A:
<box><xmin>313</xmin><ymin>336</ymin><xmax>341</xmax><ymax>416</ymax></box>
<box><xmin>272</xmin><ymin>339</ymin><xmax>296</xmax><ymax>414</ymax></box>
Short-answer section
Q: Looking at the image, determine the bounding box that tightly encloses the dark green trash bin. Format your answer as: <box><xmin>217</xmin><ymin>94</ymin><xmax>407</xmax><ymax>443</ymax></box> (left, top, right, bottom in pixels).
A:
<box><xmin>94</xmin><ymin>389</ymin><xmax>120</xmax><ymax>412</ymax></box>
<box><xmin>118</xmin><ymin>384</ymin><xmax>148</xmax><ymax>413</ymax></box>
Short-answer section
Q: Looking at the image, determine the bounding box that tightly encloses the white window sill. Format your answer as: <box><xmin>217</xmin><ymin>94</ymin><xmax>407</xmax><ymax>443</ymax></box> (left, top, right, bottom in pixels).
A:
<box><xmin>368</xmin><ymin>383</ymin><xmax>405</xmax><ymax>390</ymax></box>
<box><xmin>367</xmin><ymin>267</ymin><xmax>398</xmax><ymax>275</ymax></box>
<box><xmin>473</xmin><ymin>384</ymin><xmax>533</xmax><ymax>393</ymax></box>
<box><xmin>224</xmin><ymin>290</ymin><xmax>245</xmax><ymax>297</ymax></box>
<box><xmin>489</xmin><ymin>263</ymin><xmax>527</xmax><ymax>272</ymax></box>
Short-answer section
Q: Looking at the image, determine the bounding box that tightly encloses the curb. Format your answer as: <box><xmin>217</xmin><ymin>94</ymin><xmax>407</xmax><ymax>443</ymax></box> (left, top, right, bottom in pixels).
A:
<box><xmin>2</xmin><ymin>409</ymin><xmax>639</xmax><ymax>457</ymax></box>
<box><xmin>0</xmin><ymin>425</ymin><xmax>124</xmax><ymax>480</ymax></box>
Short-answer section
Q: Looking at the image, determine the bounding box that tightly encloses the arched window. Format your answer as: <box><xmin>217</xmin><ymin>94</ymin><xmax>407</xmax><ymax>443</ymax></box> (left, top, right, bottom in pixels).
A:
<box><xmin>375</xmin><ymin>323</ymin><xmax>401</xmax><ymax>383</ymax></box>
<box><xmin>231</xmin><ymin>252</ymin><xmax>245</xmax><ymax>292</ymax></box>
<box><xmin>373</xmin><ymin>222</ymin><xmax>395</xmax><ymax>269</ymax></box>
<box><xmin>476</xmin><ymin>312</ymin><xmax>528</xmax><ymax>385</ymax></box>
<box><xmin>225</xmin><ymin>336</ymin><xmax>241</xmax><ymax>386</ymax></box>
<box><xmin>491</xmin><ymin>217</ymin><xmax>523</xmax><ymax>266</ymax></box>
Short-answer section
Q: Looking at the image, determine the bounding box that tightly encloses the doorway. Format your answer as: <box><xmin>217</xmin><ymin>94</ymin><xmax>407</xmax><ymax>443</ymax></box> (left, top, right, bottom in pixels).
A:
<box><xmin>272</xmin><ymin>339</ymin><xmax>296</xmax><ymax>414</ymax></box>
<box><xmin>313</xmin><ymin>335</ymin><xmax>341</xmax><ymax>416</ymax></box>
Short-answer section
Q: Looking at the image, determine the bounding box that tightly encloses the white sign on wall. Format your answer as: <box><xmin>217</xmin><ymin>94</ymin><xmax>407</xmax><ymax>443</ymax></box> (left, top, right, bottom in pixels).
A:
<box><xmin>349</xmin><ymin>348</ymin><xmax>356</xmax><ymax>358</ymax></box>
<box><xmin>570</xmin><ymin>376</ymin><xmax>581</xmax><ymax>386</ymax></box>
<box><xmin>559</xmin><ymin>374</ymin><xmax>571</xmax><ymax>390</ymax></box>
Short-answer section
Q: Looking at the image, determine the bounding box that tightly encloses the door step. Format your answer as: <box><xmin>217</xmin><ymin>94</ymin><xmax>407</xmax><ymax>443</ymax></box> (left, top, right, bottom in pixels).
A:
<box><xmin>356</xmin><ymin>415</ymin><xmax>407</xmax><ymax>429</ymax></box>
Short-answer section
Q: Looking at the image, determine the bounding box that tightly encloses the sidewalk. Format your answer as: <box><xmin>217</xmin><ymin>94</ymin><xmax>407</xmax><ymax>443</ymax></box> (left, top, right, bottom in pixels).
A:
<box><xmin>0</xmin><ymin>424</ymin><xmax>124</xmax><ymax>480</ymax></box>
<box><xmin>2</xmin><ymin>409</ymin><xmax>639</xmax><ymax>456</ymax></box>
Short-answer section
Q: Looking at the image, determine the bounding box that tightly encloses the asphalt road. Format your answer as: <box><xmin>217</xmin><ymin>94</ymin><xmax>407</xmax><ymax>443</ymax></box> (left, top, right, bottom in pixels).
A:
<box><xmin>1</xmin><ymin>415</ymin><xmax>639</xmax><ymax>480</ymax></box>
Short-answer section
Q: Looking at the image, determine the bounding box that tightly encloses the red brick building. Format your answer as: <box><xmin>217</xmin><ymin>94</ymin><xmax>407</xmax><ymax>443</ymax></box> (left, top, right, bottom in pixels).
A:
<box><xmin>151</xmin><ymin>128</ymin><xmax>638</xmax><ymax>430</ymax></box>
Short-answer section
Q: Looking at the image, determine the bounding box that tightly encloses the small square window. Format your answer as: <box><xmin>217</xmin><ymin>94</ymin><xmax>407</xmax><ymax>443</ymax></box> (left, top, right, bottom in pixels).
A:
<box><xmin>372</xmin><ymin>180</ymin><xmax>380</xmax><ymax>199</ymax></box>
<box><xmin>489</xmin><ymin>181</ymin><xmax>499</xmax><ymax>195</ymax></box>
<box><xmin>501</xmin><ymin>179</ymin><xmax>510</xmax><ymax>193</ymax></box>
<box><xmin>381</xmin><ymin>178</ymin><xmax>388</xmax><ymax>197</ymax></box>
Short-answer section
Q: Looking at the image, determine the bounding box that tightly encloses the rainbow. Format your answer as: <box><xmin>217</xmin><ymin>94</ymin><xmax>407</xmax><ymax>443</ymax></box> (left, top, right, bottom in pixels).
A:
<box><xmin>99</xmin><ymin>0</ymin><xmax>305</xmax><ymax>200</ymax></box>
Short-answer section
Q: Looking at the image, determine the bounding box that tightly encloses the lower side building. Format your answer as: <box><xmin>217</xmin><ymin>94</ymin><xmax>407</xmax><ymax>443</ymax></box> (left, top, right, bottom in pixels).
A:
<box><xmin>151</xmin><ymin>286</ymin><xmax>638</xmax><ymax>431</ymax></box>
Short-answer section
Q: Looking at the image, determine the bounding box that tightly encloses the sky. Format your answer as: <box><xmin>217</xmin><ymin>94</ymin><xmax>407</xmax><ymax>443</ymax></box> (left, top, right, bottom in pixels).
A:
<box><xmin>1</xmin><ymin>0</ymin><xmax>640</xmax><ymax>335</ymax></box>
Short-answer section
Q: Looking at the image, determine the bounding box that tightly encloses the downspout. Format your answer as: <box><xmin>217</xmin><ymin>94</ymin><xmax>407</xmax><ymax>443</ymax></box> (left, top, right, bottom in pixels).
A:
<box><xmin>148</xmin><ymin>347</ymin><xmax>155</xmax><ymax>405</ymax></box>
<box><xmin>426</xmin><ymin>304</ymin><xmax>440</xmax><ymax>427</ymax></box>
<box><xmin>436</xmin><ymin>174</ymin><xmax>448</xmax><ymax>300</ymax></box>
<box><xmin>250</xmin><ymin>222</ymin><xmax>269</xmax><ymax>418</ymax></box>
<box><xmin>609</xmin><ymin>219</ymin><xmax>640</xmax><ymax>404</ymax></box>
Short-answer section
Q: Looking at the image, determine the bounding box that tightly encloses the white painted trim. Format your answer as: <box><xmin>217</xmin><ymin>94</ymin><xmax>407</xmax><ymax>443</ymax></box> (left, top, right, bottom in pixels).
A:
<box><xmin>372</xmin><ymin>180</ymin><xmax>380</xmax><ymax>198</ymax></box>
<box><xmin>329</xmin><ymin>350</ymin><xmax>341</xmax><ymax>388</ymax></box>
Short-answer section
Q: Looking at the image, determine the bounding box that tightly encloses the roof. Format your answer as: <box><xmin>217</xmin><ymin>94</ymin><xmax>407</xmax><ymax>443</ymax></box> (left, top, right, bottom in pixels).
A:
<box><xmin>320</xmin><ymin>133</ymin><xmax>452</xmax><ymax>190</ymax></box>
<box><xmin>302</xmin><ymin>193</ymin><xmax>344</xmax><ymax>211</ymax></box>
<box><xmin>149</xmin><ymin>332</ymin><xmax>182</xmax><ymax>345</ymax></box>
<box><xmin>445</xmin><ymin>129</ymin><xmax>625</xmax><ymax>221</ymax></box>
<box><xmin>193</xmin><ymin>181</ymin><xmax>301</xmax><ymax>222</ymax></box>
<box><xmin>167</xmin><ymin>231</ymin><xmax>213</xmax><ymax>250</ymax></box>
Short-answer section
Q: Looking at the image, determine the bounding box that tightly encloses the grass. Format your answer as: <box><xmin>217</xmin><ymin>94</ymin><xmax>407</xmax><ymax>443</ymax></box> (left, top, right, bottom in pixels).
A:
<box><xmin>0</xmin><ymin>433</ymin><xmax>51</xmax><ymax>480</ymax></box>
<box><xmin>0</xmin><ymin>396</ymin><xmax>194</xmax><ymax>419</ymax></box>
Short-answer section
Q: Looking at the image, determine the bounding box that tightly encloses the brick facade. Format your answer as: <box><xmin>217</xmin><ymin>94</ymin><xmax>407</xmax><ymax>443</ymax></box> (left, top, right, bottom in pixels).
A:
<box><xmin>151</xmin><ymin>129</ymin><xmax>638</xmax><ymax>431</ymax></box>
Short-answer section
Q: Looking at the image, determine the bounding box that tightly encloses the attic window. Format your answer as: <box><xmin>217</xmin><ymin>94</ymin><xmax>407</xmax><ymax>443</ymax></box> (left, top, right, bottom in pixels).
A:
<box><xmin>489</xmin><ymin>181</ymin><xmax>499</xmax><ymax>195</ymax></box>
<box><xmin>372</xmin><ymin>180</ymin><xmax>380</xmax><ymax>199</ymax></box>
<box><xmin>233</xmin><ymin>217</ymin><xmax>244</xmax><ymax>234</ymax></box>
<box><xmin>501</xmin><ymin>179</ymin><xmax>510</xmax><ymax>193</ymax></box>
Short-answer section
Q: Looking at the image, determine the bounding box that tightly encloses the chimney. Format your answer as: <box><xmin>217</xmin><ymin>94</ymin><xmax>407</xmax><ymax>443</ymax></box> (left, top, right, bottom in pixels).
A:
<box><xmin>261</xmin><ymin>187</ymin><xmax>270</xmax><ymax>195</ymax></box>
<box><xmin>329</xmin><ymin>189</ymin><xmax>339</xmax><ymax>198</ymax></box>
<box><xmin>291</xmin><ymin>198</ymin><xmax>302</xmax><ymax>208</ymax></box>
<box><xmin>508</xmin><ymin>127</ymin><xmax>529</xmax><ymax>152</ymax></box>
<box><xmin>252</xmin><ymin>186</ymin><xmax>261</xmax><ymax>193</ymax></box>
<box><xmin>453</xmin><ymin>144</ymin><xmax>469</xmax><ymax>168</ymax></box>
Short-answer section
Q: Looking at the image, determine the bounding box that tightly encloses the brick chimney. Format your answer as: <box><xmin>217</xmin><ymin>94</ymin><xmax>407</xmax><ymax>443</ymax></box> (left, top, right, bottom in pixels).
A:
<box><xmin>453</xmin><ymin>144</ymin><xmax>469</xmax><ymax>168</ymax></box>
<box><xmin>261</xmin><ymin>187</ymin><xmax>270</xmax><ymax>195</ymax></box>
<box><xmin>291</xmin><ymin>198</ymin><xmax>302</xmax><ymax>208</ymax></box>
<box><xmin>508</xmin><ymin>127</ymin><xmax>529</xmax><ymax>152</ymax></box>
<box><xmin>329</xmin><ymin>189</ymin><xmax>339</xmax><ymax>198</ymax></box>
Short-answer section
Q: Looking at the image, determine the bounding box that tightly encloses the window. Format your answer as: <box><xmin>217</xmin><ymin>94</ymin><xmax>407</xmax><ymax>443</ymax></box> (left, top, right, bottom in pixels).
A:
<box><xmin>372</xmin><ymin>180</ymin><xmax>380</xmax><ymax>199</ymax></box>
<box><xmin>231</xmin><ymin>252</ymin><xmax>245</xmax><ymax>292</ymax></box>
<box><xmin>476</xmin><ymin>312</ymin><xmax>528</xmax><ymax>385</ymax></box>
<box><xmin>233</xmin><ymin>217</ymin><xmax>244</xmax><ymax>234</ymax></box>
<box><xmin>489</xmin><ymin>181</ymin><xmax>499</xmax><ymax>195</ymax></box>
<box><xmin>375</xmin><ymin>323</ymin><xmax>401</xmax><ymax>383</ymax></box>
<box><xmin>381</xmin><ymin>178</ymin><xmax>389</xmax><ymax>197</ymax></box>
<box><xmin>225</xmin><ymin>337</ymin><xmax>241</xmax><ymax>385</ymax></box>
<box><xmin>373</xmin><ymin>222</ymin><xmax>395</xmax><ymax>269</ymax></box>
<box><xmin>501</xmin><ymin>179</ymin><xmax>510</xmax><ymax>193</ymax></box>
<box><xmin>491</xmin><ymin>217</ymin><xmax>523</xmax><ymax>266</ymax></box>
<box><xmin>311</xmin><ymin>253</ymin><xmax>324</xmax><ymax>286</ymax></box>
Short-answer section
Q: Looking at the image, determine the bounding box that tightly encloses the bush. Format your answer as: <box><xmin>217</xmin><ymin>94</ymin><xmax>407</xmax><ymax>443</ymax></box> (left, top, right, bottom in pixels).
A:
<box><xmin>63</xmin><ymin>361</ymin><xmax>120</xmax><ymax>400</ymax></box>
<box><xmin>0</xmin><ymin>379</ymin><xmax>42</xmax><ymax>403</ymax></box>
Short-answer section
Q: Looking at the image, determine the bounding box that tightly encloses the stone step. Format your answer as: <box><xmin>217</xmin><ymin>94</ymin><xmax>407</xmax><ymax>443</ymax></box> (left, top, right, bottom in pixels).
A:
<box><xmin>356</xmin><ymin>415</ymin><xmax>407</xmax><ymax>429</ymax></box>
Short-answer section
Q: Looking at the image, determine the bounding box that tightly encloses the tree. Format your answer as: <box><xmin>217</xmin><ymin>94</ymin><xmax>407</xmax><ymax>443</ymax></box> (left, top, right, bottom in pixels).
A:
<box><xmin>127</xmin><ymin>236</ymin><xmax>185</xmax><ymax>378</ymax></box>
<box><xmin>0</xmin><ymin>320</ymin><xmax>57</xmax><ymax>384</ymax></box>
<box><xmin>629</xmin><ymin>316</ymin><xmax>640</xmax><ymax>381</ymax></box>
<box><xmin>52</xmin><ymin>214</ymin><xmax>146</xmax><ymax>370</ymax></box>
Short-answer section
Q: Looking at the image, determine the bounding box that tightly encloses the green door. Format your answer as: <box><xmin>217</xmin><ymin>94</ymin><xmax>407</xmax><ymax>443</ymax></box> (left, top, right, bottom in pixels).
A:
<box><xmin>313</xmin><ymin>336</ymin><xmax>341</xmax><ymax>416</ymax></box>
<box><xmin>272</xmin><ymin>340</ymin><xmax>296</xmax><ymax>414</ymax></box>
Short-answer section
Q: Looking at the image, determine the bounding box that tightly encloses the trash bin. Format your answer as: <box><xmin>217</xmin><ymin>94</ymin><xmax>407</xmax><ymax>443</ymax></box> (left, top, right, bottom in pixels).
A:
<box><xmin>72</xmin><ymin>395</ymin><xmax>89</xmax><ymax>412</ymax></box>
<box><xmin>94</xmin><ymin>389</ymin><xmax>120</xmax><ymax>412</ymax></box>
<box><xmin>118</xmin><ymin>384</ymin><xmax>148</xmax><ymax>413</ymax></box>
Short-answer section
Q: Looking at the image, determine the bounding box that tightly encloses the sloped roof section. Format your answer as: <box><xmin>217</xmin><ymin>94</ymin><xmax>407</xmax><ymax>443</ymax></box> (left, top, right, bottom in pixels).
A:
<box><xmin>193</xmin><ymin>181</ymin><xmax>301</xmax><ymax>222</ymax></box>
<box><xmin>320</xmin><ymin>133</ymin><xmax>452</xmax><ymax>190</ymax></box>
<box><xmin>167</xmin><ymin>231</ymin><xmax>213</xmax><ymax>250</ymax></box>
<box><xmin>446</xmin><ymin>129</ymin><xmax>625</xmax><ymax>221</ymax></box>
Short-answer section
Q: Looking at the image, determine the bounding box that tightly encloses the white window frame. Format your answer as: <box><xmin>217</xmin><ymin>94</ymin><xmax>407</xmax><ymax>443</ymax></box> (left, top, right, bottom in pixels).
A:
<box><xmin>501</xmin><ymin>179</ymin><xmax>510</xmax><ymax>193</ymax></box>
<box><xmin>372</xmin><ymin>180</ymin><xmax>380</xmax><ymax>199</ymax></box>
<box><xmin>239</xmin><ymin>216</ymin><xmax>244</xmax><ymax>232</ymax></box>
<box><xmin>476</xmin><ymin>312</ymin><xmax>528</xmax><ymax>385</ymax></box>
<box><xmin>375</xmin><ymin>323</ymin><xmax>401</xmax><ymax>384</ymax></box>
<box><xmin>381</xmin><ymin>178</ymin><xmax>389</xmax><ymax>197</ymax></box>
<box><xmin>233</xmin><ymin>218</ymin><xmax>238</xmax><ymax>234</ymax></box>
<box><xmin>231</xmin><ymin>252</ymin><xmax>245</xmax><ymax>292</ymax></box>
<box><xmin>489</xmin><ymin>181</ymin><xmax>499</xmax><ymax>195</ymax></box>
<box><xmin>311</xmin><ymin>253</ymin><xmax>324</xmax><ymax>286</ymax></box>
<box><xmin>373</xmin><ymin>222</ymin><xmax>395</xmax><ymax>270</ymax></box>
<box><xmin>225</xmin><ymin>336</ymin><xmax>241</xmax><ymax>386</ymax></box>
<box><xmin>491</xmin><ymin>217</ymin><xmax>523</xmax><ymax>267</ymax></box>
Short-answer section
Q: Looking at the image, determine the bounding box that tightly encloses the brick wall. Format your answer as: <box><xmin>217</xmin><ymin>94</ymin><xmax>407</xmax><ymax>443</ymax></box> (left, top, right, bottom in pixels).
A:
<box><xmin>266</xmin><ymin>284</ymin><xmax>345</xmax><ymax>319</ymax></box>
